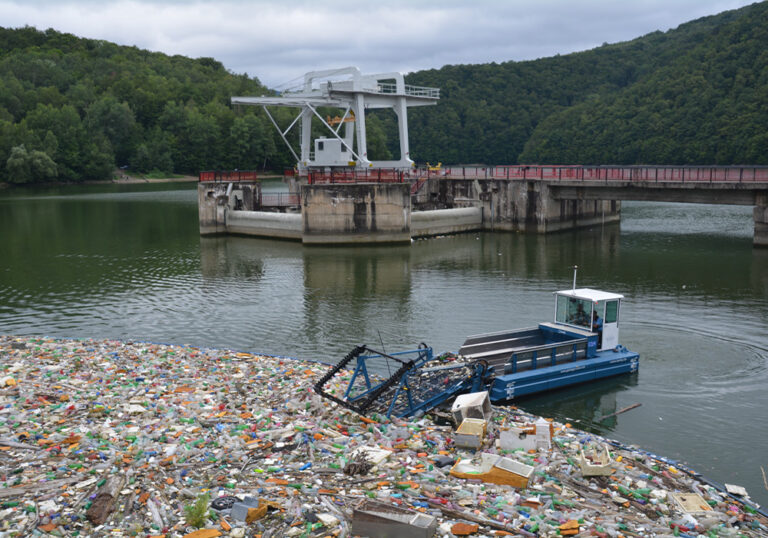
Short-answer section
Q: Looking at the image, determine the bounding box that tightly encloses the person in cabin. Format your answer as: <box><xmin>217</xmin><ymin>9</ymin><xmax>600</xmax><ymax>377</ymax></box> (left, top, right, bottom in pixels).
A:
<box><xmin>571</xmin><ymin>303</ymin><xmax>589</xmax><ymax>326</ymax></box>
<box><xmin>592</xmin><ymin>310</ymin><xmax>603</xmax><ymax>347</ymax></box>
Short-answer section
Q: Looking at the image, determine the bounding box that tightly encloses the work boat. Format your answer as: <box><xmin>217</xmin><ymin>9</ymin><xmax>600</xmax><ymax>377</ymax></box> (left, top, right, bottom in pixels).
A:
<box><xmin>459</xmin><ymin>288</ymin><xmax>639</xmax><ymax>401</ymax></box>
<box><xmin>315</xmin><ymin>288</ymin><xmax>639</xmax><ymax>419</ymax></box>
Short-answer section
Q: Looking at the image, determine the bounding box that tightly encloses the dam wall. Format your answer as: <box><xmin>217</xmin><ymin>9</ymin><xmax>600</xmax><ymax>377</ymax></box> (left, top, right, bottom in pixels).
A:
<box><xmin>199</xmin><ymin>179</ymin><xmax>620</xmax><ymax>244</ymax></box>
<box><xmin>411</xmin><ymin>207</ymin><xmax>483</xmax><ymax>237</ymax></box>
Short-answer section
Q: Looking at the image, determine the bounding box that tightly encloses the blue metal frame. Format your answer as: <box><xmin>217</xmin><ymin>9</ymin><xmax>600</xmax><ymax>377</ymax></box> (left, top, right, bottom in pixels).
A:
<box><xmin>315</xmin><ymin>345</ymin><xmax>491</xmax><ymax>419</ymax></box>
<box><xmin>343</xmin><ymin>347</ymin><xmax>433</xmax><ymax>403</ymax></box>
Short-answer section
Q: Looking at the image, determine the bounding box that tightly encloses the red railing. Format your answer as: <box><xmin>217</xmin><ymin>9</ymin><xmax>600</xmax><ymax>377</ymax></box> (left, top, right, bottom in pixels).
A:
<box><xmin>441</xmin><ymin>165</ymin><xmax>768</xmax><ymax>183</ymax></box>
<box><xmin>307</xmin><ymin>169</ymin><xmax>406</xmax><ymax>184</ymax></box>
<box><xmin>199</xmin><ymin>170</ymin><xmax>258</xmax><ymax>182</ymax></box>
<box><xmin>410</xmin><ymin>177</ymin><xmax>428</xmax><ymax>195</ymax></box>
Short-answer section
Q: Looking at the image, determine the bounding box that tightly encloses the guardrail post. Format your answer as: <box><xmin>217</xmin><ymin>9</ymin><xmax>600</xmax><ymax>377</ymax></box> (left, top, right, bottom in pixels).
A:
<box><xmin>551</xmin><ymin>347</ymin><xmax>557</xmax><ymax>366</ymax></box>
<box><xmin>531</xmin><ymin>351</ymin><xmax>537</xmax><ymax>370</ymax></box>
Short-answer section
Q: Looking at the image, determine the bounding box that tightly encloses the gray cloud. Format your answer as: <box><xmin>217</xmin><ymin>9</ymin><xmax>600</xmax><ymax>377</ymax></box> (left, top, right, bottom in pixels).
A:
<box><xmin>0</xmin><ymin>0</ymin><xmax>756</xmax><ymax>88</ymax></box>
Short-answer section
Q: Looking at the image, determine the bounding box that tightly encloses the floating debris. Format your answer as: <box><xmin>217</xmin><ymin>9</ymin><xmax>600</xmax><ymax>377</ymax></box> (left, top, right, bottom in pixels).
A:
<box><xmin>0</xmin><ymin>335</ymin><xmax>766</xmax><ymax>537</ymax></box>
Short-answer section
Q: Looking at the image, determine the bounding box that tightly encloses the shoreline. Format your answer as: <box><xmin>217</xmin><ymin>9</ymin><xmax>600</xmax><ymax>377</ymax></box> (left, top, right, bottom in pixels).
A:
<box><xmin>0</xmin><ymin>334</ymin><xmax>765</xmax><ymax>536</ymax></box>
<box><xmin>1</xmin><ymin>172</ymin><xmax>286</xmax><ymax>189</ymax></box>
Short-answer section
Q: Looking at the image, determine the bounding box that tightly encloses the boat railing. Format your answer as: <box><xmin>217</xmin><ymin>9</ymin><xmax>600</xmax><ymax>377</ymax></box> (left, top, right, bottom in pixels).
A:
<box><xmin>504</xmin><ymin>339</ymin><xmax>589</xmax><ymax>374</ymax></box>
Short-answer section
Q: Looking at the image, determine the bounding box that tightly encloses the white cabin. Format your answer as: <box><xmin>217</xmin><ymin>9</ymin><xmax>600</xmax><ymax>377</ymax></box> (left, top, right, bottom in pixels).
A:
<box><xmin>553</xmin><ymin>288</ymin><xmax>624</xmax><ymax>351</ymax></box>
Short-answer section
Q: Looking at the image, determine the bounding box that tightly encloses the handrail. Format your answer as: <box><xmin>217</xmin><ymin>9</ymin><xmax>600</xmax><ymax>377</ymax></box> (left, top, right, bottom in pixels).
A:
<box><xmin>507</xmin><ymin>338</ymin><xmax>589</xmax><ymax>374</ymax></box>
<box><xmin>259</xmin><ymin>193</ymin><xmax>300</xmax><ymax>208</ymax></box>
<box><xmin>199</xmin><ymin>170</ymin><xmax>258</xmax><ymax>182</ymax></box>
<box><xmin>307</xmin><ymin>169</ymin><xmax>407</xmax><ymax>184</ymax></box>
<box><xmin>440</xmin><ymin>165</ymin><xmax>768</xmax><ymax>183</ymax></box>
<box><xmin>371</xmin><ymin>82</ymin><xmax>440</xmax><ymax>98</ymax></box>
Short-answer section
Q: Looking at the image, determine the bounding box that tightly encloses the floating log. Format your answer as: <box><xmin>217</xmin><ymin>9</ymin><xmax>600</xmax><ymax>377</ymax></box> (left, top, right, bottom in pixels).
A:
<box><xmin>86</xmin><ymin>476</ymin><xmax>124</xmax><ymax>525</ymax></box>
<box><xmin>600</xmin><ymin>403</ymin><xmax>642</xmax><ymax>422</ymax></box>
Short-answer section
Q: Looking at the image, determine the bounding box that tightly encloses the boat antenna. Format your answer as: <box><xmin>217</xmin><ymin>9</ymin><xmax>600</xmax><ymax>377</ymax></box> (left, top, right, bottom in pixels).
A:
<box><xmin>572</xmin><ymin>265</ymin><xmax>578</xmax><ymax>291</ymax></box>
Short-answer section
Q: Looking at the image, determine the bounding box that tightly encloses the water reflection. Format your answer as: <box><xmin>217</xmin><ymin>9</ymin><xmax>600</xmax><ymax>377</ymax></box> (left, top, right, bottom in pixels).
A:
<box><xmin>516</xmin><ymin>374</ymin><xmax>640</xmax><ymax>434</ymax></box>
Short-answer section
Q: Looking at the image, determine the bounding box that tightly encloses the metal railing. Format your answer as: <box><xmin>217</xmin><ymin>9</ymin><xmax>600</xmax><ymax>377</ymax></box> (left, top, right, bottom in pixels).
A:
<box><xmin>504</xmin><ymin>339</ymin><xmax>589</xmax><ymax>375</ymax></box>
<box><xmin>441</xmin><ymin>165</ymin><xmax>768</xmax><ymax>183</ymax></box>
<box><xmin>372</xmin><ymin>83</ymin><xmax>440</xmax><ymax>99</ymax></box>
<box><xmin>308</xmin><ymin>169</ymin><xmax>407</xmax><ymax>184</ymax></box>
<box><xmin>259</xmin><ymin>193</ymin><xmax>300</xmax><ymax>208</ymax></box>
<box><xmin>199</xmin><ymin>170</ymin><xmax>258</xmax><ymax>182</ymax></box>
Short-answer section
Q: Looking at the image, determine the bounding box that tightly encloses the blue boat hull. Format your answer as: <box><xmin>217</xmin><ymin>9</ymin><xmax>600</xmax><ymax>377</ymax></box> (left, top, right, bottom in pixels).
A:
<box><xmin>488</xmin><ymin>347</ymin><xmax>639</xmax><ymax>402</ymax></box>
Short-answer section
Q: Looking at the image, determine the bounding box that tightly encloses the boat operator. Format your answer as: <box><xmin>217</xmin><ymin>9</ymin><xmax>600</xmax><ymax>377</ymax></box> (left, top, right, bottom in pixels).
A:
<box><xmin>592</xmin><ymin>310</ymin><xmax>603</xmax><ymax>347</ymax></box>
<box><xmin>571</xmin><ymin>303</ymin><xmax>589</xmax><ymax>326</ymax></box>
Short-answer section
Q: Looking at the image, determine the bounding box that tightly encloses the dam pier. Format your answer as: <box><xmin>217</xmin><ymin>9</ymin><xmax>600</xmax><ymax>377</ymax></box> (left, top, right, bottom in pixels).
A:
<box><xmin>198</xmin><ymin>164</ymin><xmax>768</xmax><ymax>246</ymax></box>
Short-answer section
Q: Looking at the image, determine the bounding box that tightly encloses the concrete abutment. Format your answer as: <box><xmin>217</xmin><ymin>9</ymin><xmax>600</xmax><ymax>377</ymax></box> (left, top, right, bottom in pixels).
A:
<box><xmin>199</xmin><ymin>179</ymin><xmax>622</xmax><ymax>243</ymax></box>
<box><xmin>755</xmin><ymin>193</ymin><xmax>768</xmax><ymax>247</ymax></box>
<box><xmin>195</xmin><ymin>178</ymin><xmax>768</xmax><ymax>245</ymax></box>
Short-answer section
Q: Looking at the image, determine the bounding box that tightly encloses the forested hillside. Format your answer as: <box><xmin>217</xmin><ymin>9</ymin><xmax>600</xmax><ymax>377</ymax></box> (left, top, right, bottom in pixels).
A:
<box><xmin>0</xmin><ymin>26</ymin><xmax>289</xmax><ymax>183</ymax></box>
<box><xmin>1</xmin><ymin>1</ymin><xmax>766</xmax><ymax>183</ymax></box>
<box><xmin>403</xmin><ymin>1</ymin><xmax>768</xmax><ymax>165</ymax></box>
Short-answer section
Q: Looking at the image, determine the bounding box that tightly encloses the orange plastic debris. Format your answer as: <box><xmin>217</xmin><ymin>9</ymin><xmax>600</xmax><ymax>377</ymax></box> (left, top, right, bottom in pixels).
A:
<box><xmin>182</xmin><ymin>530</ymin><xmax>222</xmax><ymax>538</ymax></box>
<box><xmin>451</xmin><ymin>522</ymin><xmax>479</xmax><ymax>535</ymax></box>
<box><xmin>246</xmin><ymin>505</ymin><xmax>268</xmax><ymax>523</ymax></box>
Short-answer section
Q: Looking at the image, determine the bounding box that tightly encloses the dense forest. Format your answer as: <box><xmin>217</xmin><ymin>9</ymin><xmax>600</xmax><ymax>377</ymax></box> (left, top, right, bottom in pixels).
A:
<box><xmin>403</xmin><ymin>1</ymin><xmax>768</xmax><ymax>165</ymax></box>
<box><xmin>0</xmin><ymin>27</ymin><xmax>290</xmax><ymax>183</ymax></box>
<box><xmin>1</xmin><ymin>1</ymin><xmax>767</xmax><ymax>184</ymax></box>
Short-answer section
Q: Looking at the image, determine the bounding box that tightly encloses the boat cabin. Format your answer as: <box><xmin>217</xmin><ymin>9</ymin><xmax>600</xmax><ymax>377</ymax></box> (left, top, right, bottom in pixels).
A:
<box><xmin>553</xmin><ymin>288</ymin><xmax>623</xmax><ymax>351</ymax></box>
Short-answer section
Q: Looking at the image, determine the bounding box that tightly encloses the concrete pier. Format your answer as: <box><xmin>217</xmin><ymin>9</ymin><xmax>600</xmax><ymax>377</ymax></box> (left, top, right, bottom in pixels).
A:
<box><xmin>755</xmin><ymin>193</ymin><xmax>768</xmax><ymax>247</ymax></box>
<box><xmin>301</xmin><ymin>183</ymin><xmax>411</xmax><ymax>244</ymax></box>
<box><xmin>200</xmin><ymin>172</ymin><xmax>767</xmax><ymax>245</ymax></box>
<box><xmin>199</xmin><ymin>179</ymin><xmax>619</xmax><ymax>244</ymax></box>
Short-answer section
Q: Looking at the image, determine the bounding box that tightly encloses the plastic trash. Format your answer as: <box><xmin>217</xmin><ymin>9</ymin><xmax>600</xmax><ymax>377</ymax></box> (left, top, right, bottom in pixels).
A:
<box><xmin>0</xmin><ymin>334</ymin><xmax>764</xmax><ymax>537</ymax></box>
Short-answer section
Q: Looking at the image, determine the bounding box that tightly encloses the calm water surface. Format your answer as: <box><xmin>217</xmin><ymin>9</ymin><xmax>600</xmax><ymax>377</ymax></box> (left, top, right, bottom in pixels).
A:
<box><xmin>1</xmin><ymin>182</ymin><xmax>766</xmax><ymax>506</ymax></box>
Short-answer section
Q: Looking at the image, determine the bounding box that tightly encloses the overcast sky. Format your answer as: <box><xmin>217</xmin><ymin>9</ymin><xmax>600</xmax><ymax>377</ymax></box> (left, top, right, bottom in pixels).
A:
<box><xmin>0</xmin><ymin>0</ymin><xmax>757</xmax><ymax>89</ymax></box>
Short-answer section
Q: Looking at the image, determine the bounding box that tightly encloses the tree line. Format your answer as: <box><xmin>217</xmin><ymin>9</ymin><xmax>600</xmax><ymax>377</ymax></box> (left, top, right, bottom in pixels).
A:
<box><xmin>1</xmin><ymin>1</ymin><xmax>767</xmax><ymax>184</ymax></box>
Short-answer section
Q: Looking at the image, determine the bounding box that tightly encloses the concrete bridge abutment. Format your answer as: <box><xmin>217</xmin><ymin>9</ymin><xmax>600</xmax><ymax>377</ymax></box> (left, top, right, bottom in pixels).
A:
<box><xmin>200</xmin><ymin>175</ymin><xmax>767</xmax><ymax>246</ymax></box>
<box><xmin>431</xmin><ymin>179</ymin><xmax>621</xmax><ymax>234</ymax></box>
<box><xmin>755</xmin><ymin>193</ymin><xmax>768</xmax><ymax>247</ymax></box>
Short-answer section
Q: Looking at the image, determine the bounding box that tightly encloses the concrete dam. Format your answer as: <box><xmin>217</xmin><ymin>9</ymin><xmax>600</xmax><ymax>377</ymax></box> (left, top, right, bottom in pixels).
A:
<box><xmin>198</xmin><ymin>165</ymin><xmax>768</xmax><ymax>246</ymax></box>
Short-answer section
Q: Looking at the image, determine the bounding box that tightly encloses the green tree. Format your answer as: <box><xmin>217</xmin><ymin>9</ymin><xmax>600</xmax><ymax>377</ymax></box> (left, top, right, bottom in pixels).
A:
<box><xmin>85</xmin><ymin>96</ymin><xmax>138</xmax><ymax>165</ymax></box>
<box><xmin>6</xmin><ymin>144</ymin><xmax>57</xmax><ymax>183</ymax></box>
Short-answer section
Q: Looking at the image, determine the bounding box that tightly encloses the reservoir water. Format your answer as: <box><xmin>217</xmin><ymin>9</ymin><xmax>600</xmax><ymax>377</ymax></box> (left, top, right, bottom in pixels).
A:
<box><xmin>1</xmin><ymin>181</ymin><xmax>767</xmax><ymax>506</ymax></box>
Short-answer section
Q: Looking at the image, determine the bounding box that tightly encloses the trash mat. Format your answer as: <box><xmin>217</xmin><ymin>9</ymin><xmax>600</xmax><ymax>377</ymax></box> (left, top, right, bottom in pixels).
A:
<box><xmin>0</xmin><ymin>335</ymin><xmax>766</xmax><ymax>537</ymax></box>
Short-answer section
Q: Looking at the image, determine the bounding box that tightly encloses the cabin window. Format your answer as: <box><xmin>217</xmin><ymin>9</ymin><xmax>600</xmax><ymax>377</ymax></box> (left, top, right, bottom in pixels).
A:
<box><xmin>341</xmin><ymin>145</ymin><xmax>347</xmax><ymax>152</ymax></box>
<box><xmin>605</xmin><ymin>300</ymin><xmax>619</xmax><ymax>324</ymax></box>
<box><xmin>318</xmin><ymin>141</ymin><xmax>324</xmax><ymax>151</ymax></box>
<box><xmin>556</xmin><ymin>295</ymin><xmax>592</xmax><ymax>329</ymax></box>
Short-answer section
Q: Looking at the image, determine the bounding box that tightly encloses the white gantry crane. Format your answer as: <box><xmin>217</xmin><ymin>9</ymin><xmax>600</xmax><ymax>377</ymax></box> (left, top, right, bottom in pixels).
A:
<box><xmin>231</xmin><ymin>67</ymin><xmax>439</xmax><ymax>172</ymax></box>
